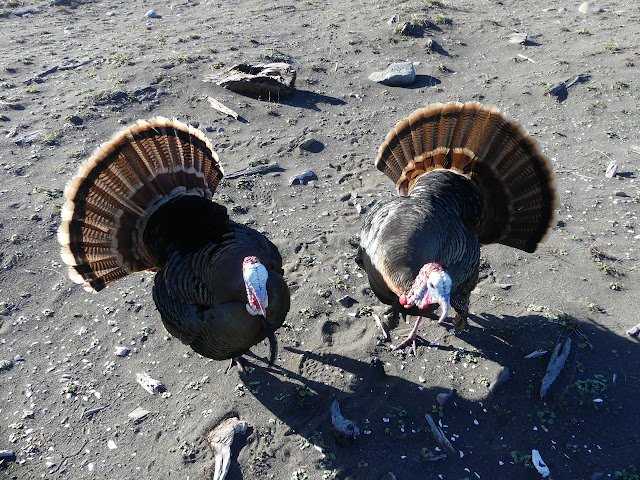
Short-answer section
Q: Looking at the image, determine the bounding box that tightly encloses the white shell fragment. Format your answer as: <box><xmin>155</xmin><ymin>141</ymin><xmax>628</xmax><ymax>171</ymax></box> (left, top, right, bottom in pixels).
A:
<box><xmin>107</xmin><ymin>439</ymin><xmax>117</xmax><ymax>450</ymax></box>
<box><xmin>331</xmin><ymin>400</ymin><xmax>360</xmax><ymax>442</ymax></box>
<box><xmin>136</xmin><ymin>373</ymin><xmax>165</xmax><ymax>395</ymax></box>
<box><xmin>540</xmin><ymin>339</ymin><xmax>571</xmax><ymax>399</ymax></box>
<box><xmin>509</xmin><ymin>32</ymin><xmax>527</xmax><ymax>44</ymax></box>
<box><xmin>206</xmin><ymin>417</ymin><xmax>248</xmax><ymax>480</ymax></box>
<box><xmin>531</xmin><ymin>449</ymin><xmax>550</xmax><ymax>478</ymax></box>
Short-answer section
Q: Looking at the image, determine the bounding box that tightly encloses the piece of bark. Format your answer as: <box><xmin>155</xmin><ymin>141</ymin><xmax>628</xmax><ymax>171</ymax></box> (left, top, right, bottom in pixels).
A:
<box><xmin>135</xmin><ymin>372</ymin><xmax>165</xmax><ymax>395</ymax></box>
<box><xmin>205</xmin><ymin>63</ymin><xmax>296</xmax><ymax>97</ymax></box>
<box><xmin>540</xmin><ymin>339</ymin><xmax>571</xmax><ymax>399</ymax></box>
<box><xmin>205</xmin><ymin>417</ymin><xmax>248</xmax><ymax>480</ymax></box>
<box><xmin>626</xmin><ymin>322</ymin><xmax>640</xmax><ymax>336</ymax></box>
<box><xmin>207</xmin><ymin>96</ymin><xmax>239</xmax><ymax>120</ymax></box>
<box><xmin>331</xmin><ymin>400</ymin><xmax>360</xmax><ymax>446</ymax></box>
<box><xmin>425</xmin><ymin>414</ymin><xmax>456</xmax><ymax>455</ymax></box>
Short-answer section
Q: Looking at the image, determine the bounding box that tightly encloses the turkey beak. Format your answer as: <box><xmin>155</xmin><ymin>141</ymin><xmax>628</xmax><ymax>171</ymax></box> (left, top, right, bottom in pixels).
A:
<box><xmin>436</xmin><ymin>295</ymin><xmax>450</xmax><ymax>324</ymax></box>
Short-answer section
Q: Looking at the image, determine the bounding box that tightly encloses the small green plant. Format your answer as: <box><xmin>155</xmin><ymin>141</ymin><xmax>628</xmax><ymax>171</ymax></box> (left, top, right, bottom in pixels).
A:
<box><xmin>537</xmin><ymin>409</ymin><xmax>556</xmax><ymax>424</ymax></box>
<box><xmin>317</xmin><ymin>288</ymin><xmax>331</xmax><ymax>298</ymax></box>
<box><xmin>294</xmin><ymin>384</ymin><xmax>315</xmax><ymax>406</ymax></box>
<box><xmin>571</xmin><ymin>374</ymin><xmax>607</xmax><ymax>395</ymax></box>
<box><xmin>614</xmin><ymin>465</ymin><xmax>639</xmax><ymax>480</ymax></box>
<box><xmin>421</xmin><ymin>447</ymin><xmax>434</xmax><ymax>459</ymax></box>
<box><xmin>431</xmin><ymin>404</ymin><xmax>444</xmax><ymax>417</ymax></box>
<box><xmin>1</xmin><ymin>360</ymin><xmax>13</xmax><ymax>372</ymax></box>
<box><xmin>319</xmin><ymin>452</ymin><xmax>336</xmax><ymax>468</ymax></box>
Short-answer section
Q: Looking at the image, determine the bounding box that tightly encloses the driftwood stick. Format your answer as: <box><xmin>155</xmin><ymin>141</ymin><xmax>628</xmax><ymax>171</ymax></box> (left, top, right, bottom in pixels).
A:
<box><xmin>226</xmin><ymin>163</ymin><xmax>280</xmax><ymax>179</ymax></box>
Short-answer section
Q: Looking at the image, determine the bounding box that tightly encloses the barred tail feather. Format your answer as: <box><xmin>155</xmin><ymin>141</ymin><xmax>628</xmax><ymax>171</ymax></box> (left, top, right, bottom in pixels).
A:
<box><xmin>58</xmin><ymin>117</ymin><xmax>224</xmax><ymax>292</ymax></box>
<box><xmin>375</xmin><ymin>101</ymin><xmax>557</xmax><ymax>253</ymax></box>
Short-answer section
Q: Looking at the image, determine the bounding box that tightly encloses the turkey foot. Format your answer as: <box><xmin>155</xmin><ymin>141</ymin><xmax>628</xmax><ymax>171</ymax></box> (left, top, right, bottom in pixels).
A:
<box><xmin>452</xmin><ymin>314</ymin><xmax>467</xmax><ymax>333</ymax></box>
<box><xmin>225</xmin><ymin>357</ymin><xmax>247</xmax><ymax>374</ymax></box>
<box><xmin>391</xmin><ymin>316</ymin><xmax>423</xmax><ymax>352</ymax></box>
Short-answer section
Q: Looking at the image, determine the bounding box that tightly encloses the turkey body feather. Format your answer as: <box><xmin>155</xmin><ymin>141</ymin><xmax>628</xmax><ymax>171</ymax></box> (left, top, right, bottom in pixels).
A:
<box><xmin>58</xmin><ymin>117</ymin><xmax>289</xmax><ymax>362</ymax></box>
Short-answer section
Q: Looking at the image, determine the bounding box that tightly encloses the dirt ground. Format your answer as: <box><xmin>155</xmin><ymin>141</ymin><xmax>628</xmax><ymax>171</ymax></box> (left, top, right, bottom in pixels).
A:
<box><xmin>1</xmin><ymin>0</ymin><xmax>639</xmax><ymax>479</ymax></box>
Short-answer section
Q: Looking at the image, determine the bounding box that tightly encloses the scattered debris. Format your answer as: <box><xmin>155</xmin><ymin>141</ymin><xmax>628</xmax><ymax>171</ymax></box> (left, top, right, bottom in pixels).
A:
<box><xmin>368</xmin><ymin>61</ymin><xmax>416</xmax><ymax>87</ymax></box>
<box><xmin>531</xmin><ymin>449</ymin><xmax>551</xmax><ymax>478</ymax></box>
<box><xmin>299</xmin><ymin>138</ymin><xmax>319</xmax><ymax>151</ymax></box>
<box><xmin>425</xmin><ymin>414</ymin><xmax>456</xmax><ymax>456</ymax></box>
<box><xmin>114</xmin><ymin>346</ymin><xmax>130</xmax><ymax>357</ymax></box>
<box><xmin>578</xmin><ymin>1</ymin><xmax>602</xmax><ymax>13</ymax></box>
<box><xmin>225</xmin><ymin>162</ymin><xmax>280</xmax><ymax>179</ymax></box>
<box><xmin>525</xmin><ymin>349</ymin><xmax>548</xmax><ymax>359</ymax></box>
<box><xmin>207</xmin><ymin>97</ymin><xmax>239</xmax><ymax>120</ymax></box>
<box><xmin>83</xmin><ymin>405</ymin><xmax>107</xmax><ymax>418</ymax></box>
<box><xmin>605</xmin><ymin>160</ymin><xmax>618</xmax><ymax>178</ymax></box>
<box><xmin>206</xmin><ymin>63</ymin><xmax>296</xmax><ymax>97</ymax></box>
<box><xmin>436</xmin><ymin>388</ymin><xmax>455</xmax><ymax>406</ymax></box>
<box><xmin>626</xmin><ymin>322</ymin><xmax>640</xmax><ymax>336</ymax></box>
<box><xmin>331</xmin><ymin>400</ymin><xmax>360</xmax><ymax>446</ymax></box>
<box><xmin>545</xmin><ymin>74</ymin><xmax>590</xmax><ymax>102</ymax></box>
<box><xmin>540</xmin><ymin>339</ymin><xmax>571</xmax><ymax>399</ymax></box>
<box><xmin>288</xmin><ymin>170</ymin><xmax>317</xmax><ymax>185</ymax></box>
<box><xmin>517</xmin><ymin>53</ymin><xmax>536</xmax><ymax>63</ymax></box>
<box><xmin>509</xmin><ymin>32</ymin><xmax>527</xmax><ymax>44</ymax></box>
<box><xmin>136</xmin><ymin>372</ymin><xmax>165</xmax><ymax>395</ymax></box>
<box><xmin>205</xmin><ymin>417</ymin><xmax>248</xmax><ymax>480</ymax></box>
<box><xmin>128</xmin><ymin>407</ymin><xmax>151</xmax><ymax>423</ymax></box>
<box><xmin>14</xmin><ymin>130</ymin><xmax>45</xmax><ymax>145</ymax></box>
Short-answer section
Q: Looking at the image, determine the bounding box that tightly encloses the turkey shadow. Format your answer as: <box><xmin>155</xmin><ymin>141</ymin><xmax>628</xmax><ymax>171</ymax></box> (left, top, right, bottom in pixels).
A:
<box><xmin>234</xmin><ymin>347</ymin><xmax>474</xmax><ymax>480</ymax></box>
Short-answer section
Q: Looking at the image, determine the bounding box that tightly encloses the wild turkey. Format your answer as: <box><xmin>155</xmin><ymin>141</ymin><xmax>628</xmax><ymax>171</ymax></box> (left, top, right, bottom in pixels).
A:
<box><xmin>58</xmin><ymin>118</ymin><xmax>290</xmax><ymax>365</ymax></box>
<box><xmin>357</xmin><ymin>102</ymin><xmax>556</xmax><ymax>348</ymax></box>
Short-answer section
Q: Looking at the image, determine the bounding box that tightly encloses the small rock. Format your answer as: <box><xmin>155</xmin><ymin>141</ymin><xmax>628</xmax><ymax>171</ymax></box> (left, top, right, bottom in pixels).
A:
<box><xmin>579</xmin><ymin>1</ymin><xmax>602</xmax><ymax>13</ymax></box>
<box><xmin>509</xmin><ymin>32</ymin><xmax>528</xmax><ymax>44</ymax></box>
<box><xmin>355</xmin><ymin>203</ymin><xmax>364</xmax><ymax>214</ymax></box>
<box><xmin>369</xmin><ymin>61</ymin><xmax>416</xmax><ymax>87</ymax></box>
<box><xmin>146</xmin><ymin>9</ymin><xmax>159</xmax><ymax>18</ymax></box>
<box><xmin>107</xmin><ymin>439</ymin><xmax>117</xmax><ymax>450</ymax></box>
<box><xmin>289</xmin><ymin>170</ymin><xmax>317</xmax><ymax>185</ymax></box>
<box><xmin>128</xmin><ymin>407</ymin><xmax>150</xmax><ymax>423</ymax></box>
<box><xmin>14</xmin><ymin>9</ymin><xmax>33</xmax><ymax>16</ymax></box>
<box><xmin>299</xmin><ymin>138</ymin><xmax>317</xmax><ymax>150</ymax></box>
<box><xmin>605</xmin><ymin>160</ymin><xmax>618</xmax><ymax>178</ymax></box>
<box><xmin>338</xmin><ymin>295</ymin><xmax>357</xmax><ymax>308</ymax></box>
<box><xmin>114</xmin><ymin>346</ymin><xmax>130</xmax><ymax>357</ymax></box>
<box><xmin>615</xmin><ymin>191</ymin><xmax>629</xmax><ymax>197</ymax></box>
<box><xmin>14</xmin><ymin>355</ymin><xmax>24</xmax><ymax>362</ymax></box>
<box><xmin>436</xmin><ymin>388</ymin><xmax>455</xmax><ymax>406</ymax></box>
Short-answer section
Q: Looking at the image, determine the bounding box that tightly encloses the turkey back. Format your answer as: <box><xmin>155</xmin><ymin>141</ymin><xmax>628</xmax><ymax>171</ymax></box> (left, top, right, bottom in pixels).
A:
<box><xmin>375</xmin><ymin>102</ymin><xmax>557</xmax><ymax>253</ymax></box>
<box><xmin>58</xmin><ymin>117</ymin><xmax>224</xmax><ymax>291</ymax></box>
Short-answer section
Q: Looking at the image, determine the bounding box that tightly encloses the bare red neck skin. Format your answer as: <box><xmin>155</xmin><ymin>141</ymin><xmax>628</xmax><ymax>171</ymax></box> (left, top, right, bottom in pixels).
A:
<box><xmin>399</xmin><ymin>263</ymin><xmax>444</xmax><ymax>307</ymax></box>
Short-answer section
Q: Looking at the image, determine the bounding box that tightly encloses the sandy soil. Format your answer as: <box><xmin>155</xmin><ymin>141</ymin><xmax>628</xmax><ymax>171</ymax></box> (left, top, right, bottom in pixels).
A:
<box><xmin>1</xmin><ymin>0</ymin><xmax>639</xmax><ymax>479</ymax></box>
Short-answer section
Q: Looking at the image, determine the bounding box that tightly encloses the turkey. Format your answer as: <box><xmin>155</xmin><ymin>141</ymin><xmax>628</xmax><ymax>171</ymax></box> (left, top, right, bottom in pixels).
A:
<box><xmin>58</xmin><ymin>117</ymin><xmax>290</xmax><ymax>366</ymax></box>
<box><xmin>357</xmin><ymin>102</ymin><xmax>556</xmax><ymax>349</ymax></box>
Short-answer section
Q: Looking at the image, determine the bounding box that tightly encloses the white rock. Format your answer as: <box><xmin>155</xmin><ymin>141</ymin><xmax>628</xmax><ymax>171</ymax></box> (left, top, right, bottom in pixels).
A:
<box><xmin>114</xmin><ymin>346</ymin><xmax>130</xmax><ymax>357</ymax></box>
<box><xmin>579</xmin><ymin>1</ymin><xmax>602</xmax><ymax>13</ymax></box>
<box><xmin>146</xmin><ymin>9</ymin><xmax>158</xmax><ymax>18</ymax></box>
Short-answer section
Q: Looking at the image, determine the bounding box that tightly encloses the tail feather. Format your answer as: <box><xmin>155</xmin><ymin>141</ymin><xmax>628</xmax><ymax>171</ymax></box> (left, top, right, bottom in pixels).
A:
<box><xmin>58</xmin><ymin>117</ymin><xmax>224</xmax><ymax>292</ymax></box>
<box><xmin>375</xmin><ymin>101</ymin><xmax>556</xmax><ymax>253</ymax></box>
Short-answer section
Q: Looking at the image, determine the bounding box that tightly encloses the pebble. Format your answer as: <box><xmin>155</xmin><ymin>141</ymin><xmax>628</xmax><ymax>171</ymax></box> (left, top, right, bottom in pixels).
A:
<box><xmin>579</xmin><ymin>1</ymin><xmax>602</xmax><ymax>13</ymax></box>
<box><xmin>114</xmin><ymin>346</ymin><xmax>130</xmax><ymax>357</ymax></box>
<box><xmin>14</xmin><ymin>355</ymin><xmax>24</xmax><ymax>362</ymax></box>
<box><xmin>605</xmin><ymin>160</ymin><xmax>618</xmax><ymax>178</ymax></box>
<box><xmin>299</xmin><ymin>138</ymin><xmax>317</xmax><ymax>150</ymax></box>
<box><xmin>368</xmin><ymin>61</ymin><xmax>416</xmax><ymax>87</ymax></box>
<box><xmin>146</xmin><ymin>10</ymin><xmax>159</xmax><ymax>18</ymax></box>
<box><xmin>128</xmin><ymin>407</ymin><xmax>150</xmax><ymax>423</ymax></box>
<box><xmin>289</xmin><ymin>170</ymin><xmax>317</xmax><ymax>185</ymax></box>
